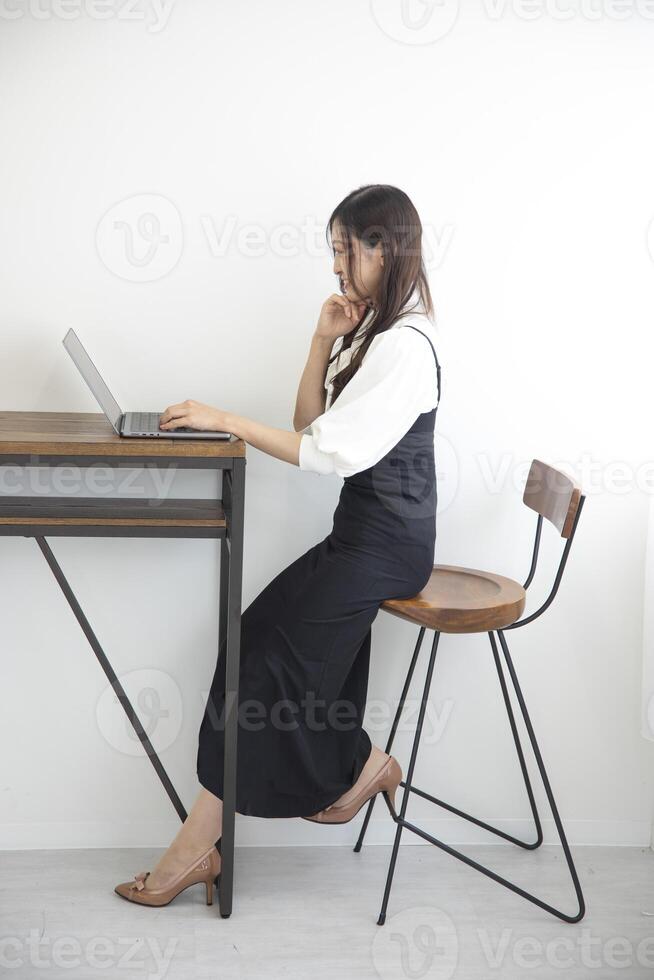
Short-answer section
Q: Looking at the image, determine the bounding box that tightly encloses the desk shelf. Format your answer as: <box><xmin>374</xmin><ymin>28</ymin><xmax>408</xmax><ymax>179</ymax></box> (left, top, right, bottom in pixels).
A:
<box><xmin>0</xmin><ymin>496</ymin><xmax>227</xmax><ymax>538</ymax></box>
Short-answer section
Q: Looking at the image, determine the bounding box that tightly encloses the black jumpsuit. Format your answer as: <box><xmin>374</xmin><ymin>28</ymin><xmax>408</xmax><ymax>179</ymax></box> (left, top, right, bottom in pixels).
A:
<box><xmin>196</xmin><ymin>324</ymin><xmax>442</xmax><ymax>818</ymax></box>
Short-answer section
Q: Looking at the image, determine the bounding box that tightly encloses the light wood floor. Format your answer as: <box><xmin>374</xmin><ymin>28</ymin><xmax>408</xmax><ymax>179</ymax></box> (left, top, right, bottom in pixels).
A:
<box><xmin>1</xmin><ymin>844</ymin><xmax>653</xmax><ymax>979</ymax></box>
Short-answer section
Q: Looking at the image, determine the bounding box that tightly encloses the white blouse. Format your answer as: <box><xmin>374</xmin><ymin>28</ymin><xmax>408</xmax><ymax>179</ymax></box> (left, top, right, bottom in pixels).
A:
<box><xmin>298</xmin><ymin>305</ymin><xmax>441</xmax><ymax>478</ymax></box>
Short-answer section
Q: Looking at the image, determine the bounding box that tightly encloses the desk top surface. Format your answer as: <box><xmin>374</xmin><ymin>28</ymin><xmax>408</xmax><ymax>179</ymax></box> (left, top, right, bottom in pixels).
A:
<box><xmin>0</xmin><ymin>412</ymin><xmax>246</xmax><ymax>458</ymax></box>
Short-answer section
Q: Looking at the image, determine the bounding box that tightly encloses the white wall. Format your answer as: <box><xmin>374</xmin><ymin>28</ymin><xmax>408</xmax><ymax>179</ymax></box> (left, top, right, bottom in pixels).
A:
<box><xmin>1</xmin><ymin>0</ymin><xmax>653</xmax><ymax>850</ymax></box>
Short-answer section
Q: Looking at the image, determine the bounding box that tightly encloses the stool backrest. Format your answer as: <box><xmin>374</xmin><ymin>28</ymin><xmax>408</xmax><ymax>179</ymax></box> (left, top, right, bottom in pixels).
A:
<box><xmin>523</xmin><ymin>459</ymin><xmax>582</xmax><ymax>539</ymax></box>
<box><xmin>509</xmin><ymin>458</ymin><xmax>586</xmax><ymax>627</ymax></box>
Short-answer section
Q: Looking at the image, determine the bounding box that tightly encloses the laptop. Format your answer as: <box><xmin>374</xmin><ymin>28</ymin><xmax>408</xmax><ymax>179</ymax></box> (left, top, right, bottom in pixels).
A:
<box><xmin>62</xmin><ymin>328</ymin><xmax>231</xmax><ymax>439</ymax></box>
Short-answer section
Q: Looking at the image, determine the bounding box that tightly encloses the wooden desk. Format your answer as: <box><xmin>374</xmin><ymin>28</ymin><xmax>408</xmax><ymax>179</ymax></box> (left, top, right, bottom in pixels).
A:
<box><xmin>0</xmin><ymin>411</ymin><xmax>246</xmax><ymax>918</ymax></box>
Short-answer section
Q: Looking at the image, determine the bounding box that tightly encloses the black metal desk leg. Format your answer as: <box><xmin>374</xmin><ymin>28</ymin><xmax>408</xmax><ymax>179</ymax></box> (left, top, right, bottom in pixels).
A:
<box><xmin>218</xmin><ymin>520</ymin><xmax>230</xmax><ymax>668</ymax></box>
<box><xmin>218</xmin><ymin>456</ymin><xmax>245</xmax><ymax>918</ymax></box>
<box><xmin>212</xmin><ymin>528</ymin><xmax>229</xmax><ymax>870</ymax></box>
<box><xmin>34</xmin><ymin>536</ymin><xmax>188</xmax><ymax>823</ymax></box>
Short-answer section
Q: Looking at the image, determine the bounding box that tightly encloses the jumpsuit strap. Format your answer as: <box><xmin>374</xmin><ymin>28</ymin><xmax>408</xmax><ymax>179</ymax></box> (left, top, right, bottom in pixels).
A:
<box><xmin>402</xmin><ymin>323</ymin><xmax>442</xmax><ymax>406</ymax></box>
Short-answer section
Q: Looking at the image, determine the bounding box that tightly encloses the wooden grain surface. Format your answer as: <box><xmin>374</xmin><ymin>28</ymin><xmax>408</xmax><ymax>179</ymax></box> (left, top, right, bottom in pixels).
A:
<box><xmin>0</xmin><ymin>496</ymin><xmax>226</xmax><ymax>528</ymax></box>
<box><xmin>0</xmin><ymin>412</ymin><xmax>246</xmax><ymax>458</ymax></box>
<box><xmin>382</xmin><ymin>563</ymin><xmax>527</xmax><ymax>633</ymax></box>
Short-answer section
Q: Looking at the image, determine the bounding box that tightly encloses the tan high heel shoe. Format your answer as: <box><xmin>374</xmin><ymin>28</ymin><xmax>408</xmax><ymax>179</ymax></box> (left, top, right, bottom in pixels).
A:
<box><xmin>301</xmin><ymin>755</ymin><xmax>402</xmax><ymax>824</ymax></box>
<box><xmin>114</xmin><ymin>843</ymin><xmax>221</xmax><ymax>907</ymax></box>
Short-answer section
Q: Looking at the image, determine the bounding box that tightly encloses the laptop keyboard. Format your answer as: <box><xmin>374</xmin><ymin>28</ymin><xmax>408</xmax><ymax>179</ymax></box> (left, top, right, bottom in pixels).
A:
<box><xmin>128</xmin><ymin>412</ymin><xmax>194</xmax><ymax>434</ymax></box>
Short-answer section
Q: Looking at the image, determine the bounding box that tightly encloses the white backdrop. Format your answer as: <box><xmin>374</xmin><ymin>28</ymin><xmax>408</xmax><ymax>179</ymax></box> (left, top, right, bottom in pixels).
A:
<box><xmin>642</xmin><ymin>492</ymin><xmax>654</xmax><ymax>851</ymax></box>
<box><xmin>645</xmin><ymin>507</ymin><xmax>654</xmax><ymax>716</ymax></box>
<box><xmin>1</xmin><ymin>0</ymin><xmax>653</xmax><ymax>851</ymax></box>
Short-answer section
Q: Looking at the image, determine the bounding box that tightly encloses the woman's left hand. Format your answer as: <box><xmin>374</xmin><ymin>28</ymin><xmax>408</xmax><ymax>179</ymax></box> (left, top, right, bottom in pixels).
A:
<box><xmin>159</xmin><ymin>399</ymin><xmax>231</xmax><ymax>433</ymax></box>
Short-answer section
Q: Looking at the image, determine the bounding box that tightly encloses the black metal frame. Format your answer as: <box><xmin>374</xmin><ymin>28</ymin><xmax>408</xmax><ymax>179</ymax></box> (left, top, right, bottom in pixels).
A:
<box><xmin>0</xmin><ymin>451</ymin><xmax>246</xmax><ymax>919</ymax></box>
<box><xmin>355</xmin><ymin>495</ymin><xmax>587</xmax><ymax>926</ymax></box>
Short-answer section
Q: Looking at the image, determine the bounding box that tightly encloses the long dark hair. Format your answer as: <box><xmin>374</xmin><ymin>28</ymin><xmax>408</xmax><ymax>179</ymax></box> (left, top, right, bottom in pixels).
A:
<box><xmin>325</xmin><ymin>184</ymin><xmax>434</xmax><ymax>405</ymax></box>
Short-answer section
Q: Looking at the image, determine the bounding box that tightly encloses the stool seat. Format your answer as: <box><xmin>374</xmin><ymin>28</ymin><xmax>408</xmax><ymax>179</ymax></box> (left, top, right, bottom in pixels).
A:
<box><xmin>381</xmin><ymin>563</ymin><xmax>526</xmax><ymax>634</ymax></box>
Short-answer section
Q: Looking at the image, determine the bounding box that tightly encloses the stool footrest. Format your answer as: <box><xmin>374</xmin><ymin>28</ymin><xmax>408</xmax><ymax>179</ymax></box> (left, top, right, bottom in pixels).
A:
<box><xmin>398</xmin><ymin>781</ymin><xmax>541</xmax><ymax>849</ymax></box>
<box><xmin>394</xmin><ymin>815</ymin><xmax>585</xmax><ymax>923</ymax></box>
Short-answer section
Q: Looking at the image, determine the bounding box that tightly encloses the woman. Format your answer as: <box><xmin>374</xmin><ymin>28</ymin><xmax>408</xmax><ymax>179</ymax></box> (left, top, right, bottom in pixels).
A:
<box><xmin>114</xmin><ymin>184</ymin><xmax>442</xmax><ymax>906</ymax></box>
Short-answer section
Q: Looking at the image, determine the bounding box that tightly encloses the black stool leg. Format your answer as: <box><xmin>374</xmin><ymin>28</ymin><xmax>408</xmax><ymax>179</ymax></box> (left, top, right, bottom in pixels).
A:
<box><xmin>401</xmin><ymin>630</ymin><xmax>546</xmax><ymax>849</ymax></box>
<box><xmin>495</xmin><ymin>627</ymin><xmax>585</xmax><ymax>919</ymax></box>
<box><xmin>484</xmin><ymin>629</ymin><xmax>543</xmax><ymax>847</ymax></box>
<box><xmin>377</xmin><ymin>630</ymin><xmax>441</xmax><ymax>925</ymax></box>
<box><xmin>354</xmin><ymin>626</ymin><xmax>427</xmax><ymax>853</ymax></box>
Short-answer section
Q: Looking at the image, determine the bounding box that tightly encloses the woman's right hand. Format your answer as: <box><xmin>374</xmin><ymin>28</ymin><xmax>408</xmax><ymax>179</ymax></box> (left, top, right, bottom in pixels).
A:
<box><xmin>315</xmin><ymin>294</ymin><xmax>368</xmax><ymax>342</ymax></box>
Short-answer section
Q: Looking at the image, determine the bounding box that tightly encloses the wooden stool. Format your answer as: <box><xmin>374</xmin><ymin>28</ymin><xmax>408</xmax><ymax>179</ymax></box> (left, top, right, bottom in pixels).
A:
<box><xmin>356</xmin><ymin>459</ymin><xmax>587</xmax><ymax>925</ymax></box>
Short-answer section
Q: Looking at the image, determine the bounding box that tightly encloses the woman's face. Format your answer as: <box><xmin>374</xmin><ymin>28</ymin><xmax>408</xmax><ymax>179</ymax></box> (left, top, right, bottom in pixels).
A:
<box><xmin>331</xmin><ymin>220</ymin><xmax>384</xmax><ymax>307</ymax></box>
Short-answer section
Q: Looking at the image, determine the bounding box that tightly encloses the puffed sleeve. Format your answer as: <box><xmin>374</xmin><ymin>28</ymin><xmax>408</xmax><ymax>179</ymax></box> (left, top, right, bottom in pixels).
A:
<box><xmin>299</xmin><ymin>326</ymin><xmax>439</xmax><ymax>478</ymax></box>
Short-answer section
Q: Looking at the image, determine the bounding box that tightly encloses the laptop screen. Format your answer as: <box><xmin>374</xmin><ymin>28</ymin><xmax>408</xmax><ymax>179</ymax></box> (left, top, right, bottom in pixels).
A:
<box><xmin>62</xmin><ymin>328</ymin><xmax>123</xmax><ymax>434</ymax></box>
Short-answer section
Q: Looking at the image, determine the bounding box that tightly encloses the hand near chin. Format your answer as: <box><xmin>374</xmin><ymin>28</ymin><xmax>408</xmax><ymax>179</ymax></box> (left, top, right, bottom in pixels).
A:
<box><xmin>315</xmin><ymin>294</ymin><xmax>369</xmax><ymax>342</ymax></box>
